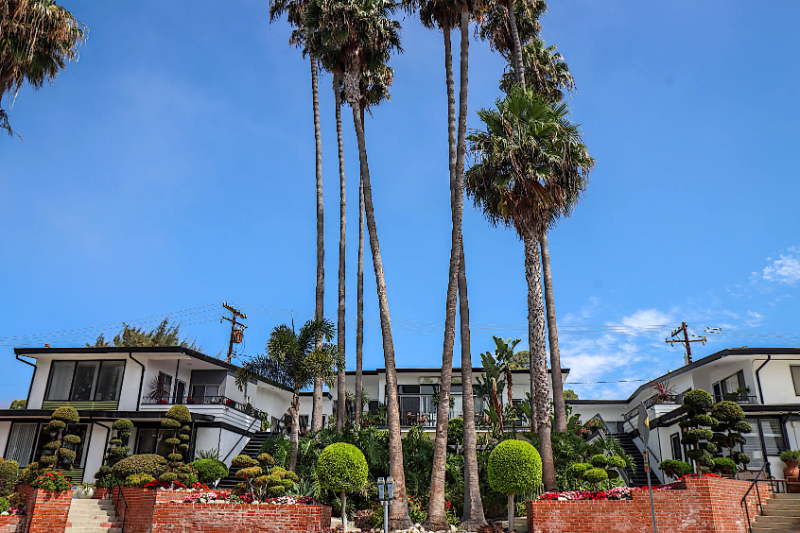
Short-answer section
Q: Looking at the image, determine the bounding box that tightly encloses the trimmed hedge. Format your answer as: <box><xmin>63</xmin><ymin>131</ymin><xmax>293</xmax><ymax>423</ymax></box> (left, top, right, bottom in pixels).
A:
<box><xmin>658</xmin><ymin>459</ymin><xmax>693</xmax><ymax>478</ymax></box>
<box><xmin>487</xmin><ymin>439</ymin><xmax>542</xmax><ymax>495</ymax></box>
<box><xmin>166</xmin><ymin>405</ymin><xmax>192</xmax><ymax>423</ymax></box>
<box><xmin>191</xmin><ymin>459</ymin><xmax>229</xmax><ymax>483</ymax></box>
<box><xmin>112</xmin><ymin>454</ymin><xmax>168</xmax><ymax>479</ymax></box>
<box><xmin>316</xmin><ymin>443</ymin><xmax>369</xmax><ymax>493</ymax></box>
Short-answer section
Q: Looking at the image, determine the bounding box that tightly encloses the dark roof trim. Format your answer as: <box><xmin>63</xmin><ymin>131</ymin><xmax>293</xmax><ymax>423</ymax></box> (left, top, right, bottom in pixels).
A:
<box><xmin>566</xmin><ymin>400</ymin><xmax>629</xmax><ymax>405</ymax></box>
<box><xmin>349</xmin><ymin>367</ymin><xmax>569</xmax><ymax>375</ymax></box>
<box><xmin>651</xmin><ymin>402</ymin><xmax>800</xmax><ymax>430</ymax></box>
<box><xmin>14</xmin><ymin>347</ymin><xmax>293</xmax><ymax>393</ymax></box>
<box><xmin>0</xmin><ymin>409</ymin><xmax>215</xmax><ymax>421</ymax></box>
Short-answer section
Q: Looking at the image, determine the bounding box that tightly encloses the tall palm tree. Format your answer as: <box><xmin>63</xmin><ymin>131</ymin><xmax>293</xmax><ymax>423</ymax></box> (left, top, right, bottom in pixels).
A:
<box><xmin>235</xmin><ymin>319</ymin><xmax>341</xmax><ymax>470</ymax></box>
<box><xmin>401</xmin><ymin>0</ymin><xmax>462</xmax><ymax>527</ymax></box>
<box><xmin>465</xmin><ymin>87</ymin><xmax>593</xmax><ymax>490</ymax></box>
<box><xmin>270</xmin><ymin>0</ymin><xmax>327</xmax><ymax>432</ymax></box>
<box><xmin>303</xmin><ymin>0</ymin><xmax>411</xmax><ymax>527</ymax></box>
<box><xmin>0</xmin><ymin>0</ymin><xmax>86</xmax><ymax>136</ymax></box>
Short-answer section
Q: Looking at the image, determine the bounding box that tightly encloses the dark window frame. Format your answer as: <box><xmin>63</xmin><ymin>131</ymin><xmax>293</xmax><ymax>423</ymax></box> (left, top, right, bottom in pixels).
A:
<box><xmin>44</xmin><ymin>359</ymin><xmax>127</xmax><ymax>402</ymax></box>
<box><xmin>670</xmin><ymin>432</ymin><xmax>682</xmax><ymax>461</ymax></box>
<box><xmin>790</xmin><ymin>366</ymin><xmax>800</xmax><ymax>396</ymax></box>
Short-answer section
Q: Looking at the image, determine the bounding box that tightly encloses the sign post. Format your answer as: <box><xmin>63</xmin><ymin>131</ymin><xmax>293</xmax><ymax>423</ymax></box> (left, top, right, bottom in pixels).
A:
<box><xmin>638</xmin><ymin>402</ymin><xmax>658</xmax><ymax>533</ymax></box>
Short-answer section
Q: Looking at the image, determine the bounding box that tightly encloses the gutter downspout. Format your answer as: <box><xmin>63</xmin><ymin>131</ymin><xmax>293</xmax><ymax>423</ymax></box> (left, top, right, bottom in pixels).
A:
<box><xmin>93</xmin><ymin>420</ymin><xmax>113</xmax><ymax>464</ymax></box>
<box><xmin>129</xmin><ymin>353</ymin><xmax>146</xmax><ymax>410</ymax></box>
<box><xmin>755</xmin><ymin>355</ymin><xmax>772</xmax><ymax>404</ymax></box>
<box><xmin>16</xmin><ymin>354</ymin><xmax>36</xmax><ymax>408</ymax></box>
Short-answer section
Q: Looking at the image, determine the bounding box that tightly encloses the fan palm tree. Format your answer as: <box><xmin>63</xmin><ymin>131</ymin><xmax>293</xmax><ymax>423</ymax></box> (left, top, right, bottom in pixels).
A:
<box><xmin>465</xmin><ymin>87</ymin><xmax>593</xmax><ymax>490</ymax></box>
<box><xmin>0</xmin><ymin>0</ymin><xmax>85</xmax><ymax>136</ymax></box>
<box><xmin>270</xmin><ymin>0</ymin><xmax>327</xmax><ymax>432</ymax></box>
<box><xmin>235</xmin><ymin>319</ymin><xmax>341</xmax><ymax>470</ymax></box>
<box><xmin>303</xmin><ymin>0</ymin><xmax>410</xmax><ymax>527</ymax></box>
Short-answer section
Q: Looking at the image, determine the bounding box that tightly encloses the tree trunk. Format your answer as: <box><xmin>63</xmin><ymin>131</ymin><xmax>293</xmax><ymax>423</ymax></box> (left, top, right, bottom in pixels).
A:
<box><xmin>311</xmin><ymin>56</ymin><xmax>325</xmax><ymax>432</ymax></box>
<box><xmin>506</xmin><ymin>2</ymin><xmax>526</xmax><ymax>87</ymax></box>
<box><xmin>335</xmin><ymin>75</ymin><xmax>347</xmax><ymax>432</ymax></box>
<box><xmin>522</xmin><ymin>225</ymin><xmax>557</xmax><ymax>491</ymax></box>
<box><xmin>347</xmin><ymin>84</ymin><xmax>412</xmax><ymax>529</ymax></box>
<box><xmin>341</xmin><ymin>491</ymin><xmax>347</xmax><ymax>532</ymax></box>
<box><xmin>455</xmin><ymin>12</ymin><xmax>486</xmax><ymax>529</ymax></box>
<box><xmin>289</xmin><ymin>394</ymin><xmax>300</xmax><ymax>471</ymax></box>
<box><xmin>355</xmin><ymin>142</ymin><xmax>365</xmax><ymax>430</ymax></box>
<box><xmin>540</xmin><ymin>232</ymin><xmax>566</xmax><ymax>433</ymax></box>
<box><xmin>507</xmin><ymin>493</ymin><xmax>515</xmax><ymax>533</ymax></box>
<box><xmin>424</xmin><ymin>22</ymin><xmax>458</xmax><ymax>533</ymax></box>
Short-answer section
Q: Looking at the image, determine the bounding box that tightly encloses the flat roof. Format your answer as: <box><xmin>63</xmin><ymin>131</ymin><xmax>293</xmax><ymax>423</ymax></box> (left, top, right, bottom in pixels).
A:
<box><xmin>14</xmin><ymin>346</ymin><xmax>293</xmax><ymax>392</ymax></box>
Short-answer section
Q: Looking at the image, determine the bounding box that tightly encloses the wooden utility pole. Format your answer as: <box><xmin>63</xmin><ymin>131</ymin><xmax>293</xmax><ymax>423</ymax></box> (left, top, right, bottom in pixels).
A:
<box><xmin>221</xmin><ymin>302</ymin><xmax>247</xmax><ymax>363</ymax></box>
<box><xmin>665</xmin><ymin>322</ymin><xmax>706</xmax><ymax>365</ymax></box>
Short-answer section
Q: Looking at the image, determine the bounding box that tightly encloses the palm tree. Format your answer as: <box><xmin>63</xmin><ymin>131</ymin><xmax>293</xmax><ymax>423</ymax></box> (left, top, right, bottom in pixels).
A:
<box><xmin>401</xmin><ymin>0</ymin><xmax>462</xmax><ymax>527</ymax></box>
<box><xmin>303</xmin><ymin>0</ymin><xmax>410</xmax><ymax>527</ymax></box>
<box><xmin>465</xmin><ymin>87</ymin><xmax>593</xmax><ymax>490</ymax></box>
<box><xmin>335</xmin><ymin>72</ymin><xmax>347</xmax><ymax>431</ymax></box>
<box><xmin>270</xmin><ymin>0</ymin><xmax>327</xmax><ymax>432</ymax></box>
<box><xmin>235</xmin><ymin>319</ymin><xmax>341</xmax><ymax>470</ymax></box>
<box><xmin>0</xmin><ymin>0</ymin><xmax>86</xmax><ymax>136</ymax></box>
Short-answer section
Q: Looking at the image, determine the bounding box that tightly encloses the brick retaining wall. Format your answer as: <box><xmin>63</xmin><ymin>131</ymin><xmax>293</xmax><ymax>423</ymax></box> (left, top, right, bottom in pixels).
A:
<box><xmin>0</xmin><ymin>516</ymin><xmax>25</xmax><ymax>533</ymax></box>
<box><xmin>112</xmin><ymin>487</ymin><xmax>331</xmax><ymax>533</ymax></box>
<box><xmin>15</xmin><ymin>485</ymin><xmax>72</xmax><ymax>533</ymax></box>
<box><xmin>527</xmin><ymin>478</ymin><xmax>771</xmax><ymax>533</ymax></box>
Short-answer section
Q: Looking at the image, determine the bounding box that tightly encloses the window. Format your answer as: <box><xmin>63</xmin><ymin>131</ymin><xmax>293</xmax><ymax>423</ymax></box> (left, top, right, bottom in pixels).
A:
<box><xmin>190</xmin><ymin>384</ymin><xmax>219</xmax><ymax>402</ymax></box>
<box><xmin>712</xmin><ymin>370</ymin><xmax>746</xmax><ymax>402</ymax></box>
<box><xmin>46</xmin><ymin>360</ymin><xmax>125</xmax><ymax>402</ymax></box>
<box><xmin>741</xmin><ymin>418</ymin><xmax>787</xmax><ymax>469</ymax></box>
<box><xmin>174</xmin><ymin>380</ymin><xmax>186</xmax><ymax>403</ymax></box>
<box><xmin>791</xmin><ymin>366</ymin><xmax>800</xmax><ymax>396</ymax></box>
<box><xmin>299</xmin><ymin>416</ymin><xmax>309</xmax><ymax>432</ymax></box>
<box><xmin>670</xmin><ymin>433</ymin><xmax>682</xmax><ymax>461</ymax></box>
<box><xmin>5</xmin><ymin>423</ymin><xmax>38</xmax><ymax>467</ymax></box>
<box><xmin>30</xmin><ymin>423</ymin><xmax>91</xmax><ymax>468</ymax></box>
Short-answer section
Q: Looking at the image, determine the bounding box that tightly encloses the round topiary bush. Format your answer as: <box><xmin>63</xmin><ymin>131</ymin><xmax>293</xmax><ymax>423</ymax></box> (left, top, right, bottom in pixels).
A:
<box><xmin>569</xmin><ymin>462</ymin><xmax>591</xmax><ymax>479</ymax></box>
<box><xmin>488</xmin><ymin>439</ymin><xmax>543</xmax><ymax>533</ymax></box>
<box><xmin>112</xmin><ymin>419</ymin><xmax>134</xmax><ymax>431</ymax></box>
<box><xmin>125</xmin><ymin>473</ymin><xmax>155</xmax><ymax>487</ymax></box>
<box><xmin>0</xmin><ymin>459</ymin><xmax>19</xmax><ymax>497</ymax></box>
<box><xmin>590</xmin><ymin>454</ymin><xmax>608</xmax><ymax>468</ymax></box>
<box><xmin>51</xmin><ymin>406</ymin><xmax>80</xmax><ymax>424</ymax></box>
<box><xmin>658</xmin><ymin>459</ymin><xmax>693</xmax><ymax>479</ymax></box>
<box><xmin>166</xmin><ymin>405</ymin><xmax>192</xmax><ymax>423</ymax></box>
<box><xmin>582</xmin><ymin>468</ymin><xmax>608</xmax><ymax>486</ymax></box>
<box><xmin>712</xmin><ymin>457</ymin><xmax>738</xmax><ymax>476</ymax></box>
<box><xmin>683</xmin><ymin>389</ymin><xmax>713</xmax><ymax>410</ymax></box>
<box><xmin>191</xmin><ymin>459</ymin><xmax>229</xmax><ymax>484</ymax></box>
<box><xmin>112</xmin><ymin>454</ymin><xmax>168</xmax><ymax>479</ymax></box>
<box><xmin>317</xmin><ymin>443</ymin><xmax>369</xmax><ymax>531</ymax></box>
<box><xmin>606</xmin><ymin>456</ymin><xmax>626</xmax><ymax>469</ymax></box>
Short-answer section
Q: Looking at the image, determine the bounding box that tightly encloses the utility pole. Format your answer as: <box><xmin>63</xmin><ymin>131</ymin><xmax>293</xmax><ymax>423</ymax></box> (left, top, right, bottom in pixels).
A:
<box><xmin>665</xmin><ymin>322</ymin><xmax>706</xmax><ymax>365</ymax></box>
<box><xmin>221</xmin><ymin>302</ymin><xmax>247</xmax><ymax>363</ymax></box>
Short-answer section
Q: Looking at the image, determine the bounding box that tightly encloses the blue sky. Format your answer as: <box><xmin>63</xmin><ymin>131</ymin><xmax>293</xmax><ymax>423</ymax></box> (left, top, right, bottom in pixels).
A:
<box><xmin>1</xmin><ymin>0</ymin><xmax>799</xmax><ymax>407</ymax></box>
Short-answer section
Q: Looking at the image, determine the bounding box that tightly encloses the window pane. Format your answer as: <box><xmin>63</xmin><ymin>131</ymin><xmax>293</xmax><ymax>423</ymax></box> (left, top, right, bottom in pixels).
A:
<box><xmin>63</xmin><ymin>424</ymin><xmax>90</xmax><ymax>467</ymax></box>
<box><xmin>47</xmin><ymin>361</ymin><xmax>76</xmax><ymax>401</ymax></box>
<box><xmin>792</xmin><ymin>367</ymin><xmax>800</xmax><ymax>396</ymax></box>
<box><xmin>741</xmin><ymin>422</ymin><xmax>765</xmax><ymax>468</ymax></box>
<box><xmin>137</xmin><ymin>429</ymin><xmax>159</xmax><ymax>455</ymax></box>
<box><xmin>670</xmin><ymin>434</ymin><xmax>682</xmax><ymax>461</ymax></box>
<box><xmin>761</xmin><ymin>419</ymin><xmax>786</xmax><ymax>456</ymax></box>
<box><xmin>71</xmin><ymin>362</ymin><xmax>100</xmax><ymax>401</ymax></box>
<box><xmin>6</xmin><ymin>423</ymin><xmax>37</xmax><ymax>466</ymax></box>
<box><xmin>94</xmin><ymin>362</ymin><xmax>124</xmax><ymax>401</ymax></box>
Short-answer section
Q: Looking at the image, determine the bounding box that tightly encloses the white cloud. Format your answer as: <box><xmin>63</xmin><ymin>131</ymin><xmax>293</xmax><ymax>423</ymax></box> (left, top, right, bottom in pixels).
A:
<box><xmin>745</xmin><ymin>311</ymin><xmax>764</xmax><ymax>327</ymax></box>
<box><xmin>763</xmin><ymin>248</ymin><xmax>800</xmax><ymax>285</ymax></box>
<box><xmin>610</xmin><ymin>308</ymin><xmax>673</xmax><ymax>335</ymax></box>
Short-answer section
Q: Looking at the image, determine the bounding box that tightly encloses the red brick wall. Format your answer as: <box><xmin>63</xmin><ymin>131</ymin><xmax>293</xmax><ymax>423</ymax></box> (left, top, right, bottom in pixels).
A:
<box><xmin>112</xmin><ymin>488</ymin><xmax>332</xmax><ymax>533</ymax></box>
<box><xmin>0</xmin><ymin>516</ymin><xmax>25</xmax><ymax>533</ymax></box>
<box><xmin>15</xmin><ymin>485</ymin><xmax>72</xmax><ymax>533</ymax></box>
<box><xmin>527</xmin><ymin>478</ymin><xmax>772</xmax><ymax>533</ymax></box>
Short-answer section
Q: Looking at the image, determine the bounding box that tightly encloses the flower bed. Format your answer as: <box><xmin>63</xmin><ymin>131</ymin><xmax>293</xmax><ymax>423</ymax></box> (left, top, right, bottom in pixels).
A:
<box><xmin>538</xmin><ymin>486</ymin><xmax>633</xmax><ymax>501</ymax></box>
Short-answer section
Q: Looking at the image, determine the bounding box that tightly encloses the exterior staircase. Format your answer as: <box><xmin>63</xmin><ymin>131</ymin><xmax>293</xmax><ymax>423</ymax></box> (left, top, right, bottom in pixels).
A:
<box><xmin>217</xmin><ymin>431</ymin><xmax>274</xmax><ymax>490</ymax></box>
<box><xmin>751</xmin><ymin>493</ymin><xmax>800</xmax><ymax>533</ymax></box>
<box><xmin>613</xmin><ymin>432</ymin><xmax>660</xmax><ymax>487</ymax></box>
<box><xmin>66</xmin><ymin>498</ymin><xmax>120</xmax><ymax>533</ymax></box>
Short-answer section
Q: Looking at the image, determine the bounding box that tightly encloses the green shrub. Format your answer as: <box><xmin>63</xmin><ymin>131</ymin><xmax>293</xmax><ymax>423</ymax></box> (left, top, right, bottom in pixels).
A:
<box><xmin>51</xmin><ymin>406</ymin><xmax>80</xmax><ymax>424</ymax></box>
<box><xmin>590</xmin><ymin>454</ymin><xmax>608</xmax><ymax>467</ymax></box>
<box><xmin>125</xmin><ymin>473</ymin><xmax>155</xmax><ymax>487</ymax></box>
<box><xmin>0</xmin><ymin>497</ymin><xmax>9</xmax><ymax>514</ymax></box>
<box><xmin>712</xmin><ymin>457</ymin><xmax>738</xmax><ymax>476</ymax></box>
<box><xmin>317</xmin><ymin>443</ymin><xmax>369</xmax><ymax>493</ymax></box>
<box><xmin>659</xmin><ymin>459</ymin><xmax>693</xmax><ymax>478</ymax></box>
<box><xmin>20</xmin><ymin>462</ymin><xmax>43</xmax><ymax>484</ymax></box>
<box><xmin>62</xmin><ymin>434</ymin><xmax>81</xmax><ymax>445</ymax></box>
<box><xmin>487</xmin><ymin>440</ymin><xmax>542</xmax><ymax>495</ymax></box>
<box><xmin>582</xmin><ymin>468</ymin><xmax>608</xmax><ymax>486</ymax></box>
<box><xmin>257</xmin><ymin>453</ymin><xmax>275</xmax><ymax>467</ymax></box>
<box><xmin>0</xmin><ymin>458</ymin><xmax>19</xmax><ymax>497</ymax></box>
<box><xmin>165</xmin><ymin>405</ymin><xmax>191</xmax><ymax>423</ymax></box>
<box><xmin>112</xmin><ymin>454</ymin><xmax>168</xmax><ymax>479</ymax></box>
<box><xmin>606</xmin><ymin>456</ymin><xmax>626</xmax><ymax>469</ymax></box>
<box><xmin>780</xmin><ymin>450</ymin><xmax>800</xmax><ymax>463</ymax></box>
<box><xmin>231</xmin><ymin>455</ymin><xmax>259</xmax><ymax>468</ymax></box>
<box><xmin>30</xmin><ymin>471</ymin><xmax>70</xmax><ymax>491</ymax></box>
<box><xmin>683</xmin><ymin>389</ymin><xmax>713</xmax><ymax>410</ymax></box>
<box><xmin>112</xmin><ymin>419</ymin><xmax>134</xmax><ymax>431</ymax></box>
<box><xmin>569</xmin><ymin>463</ymin><xmax>591</xmax><ymax>479</ymax></box>
<box><xmin>7</xmin><ymin>493</ymin><xmax>24</xmax><ymax>510</ymax></box>
<box><xmin>191</xmin><ymin>459</ymin><xmax>229</xmax><ymax>483</ymax></box>
<box><xmin>447</xmin><ymin>418</ymin><xmax>464</xmax><ymax>446</ymax></box>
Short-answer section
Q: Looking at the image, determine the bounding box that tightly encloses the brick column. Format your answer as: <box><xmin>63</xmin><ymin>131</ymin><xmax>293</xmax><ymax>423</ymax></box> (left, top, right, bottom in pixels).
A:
<box><xmin>15</xmin><ymin>485</ymin><xmax>72</xmax><ymax>533</ymax></box>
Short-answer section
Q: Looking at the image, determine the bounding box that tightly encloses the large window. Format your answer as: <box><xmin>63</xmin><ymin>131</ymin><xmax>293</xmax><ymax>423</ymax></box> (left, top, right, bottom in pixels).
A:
<box><xmin>5</xmin><ymin>422</ymin><xmax>92</xmax><ymax>468</ymax></box>
<box><xmin>741</xmin><ymin>418</ymin><xmax>787</xmax><ymax>469</ymax></box>
<box><xmin>712</xmin><ymin>370</ymin><xmax>746</xmax><ymax>403</ymax></box>
<box><xmin>46</xmin><ymin>360</ymin><xmax>125</xmax><ymax>402</ymax></box>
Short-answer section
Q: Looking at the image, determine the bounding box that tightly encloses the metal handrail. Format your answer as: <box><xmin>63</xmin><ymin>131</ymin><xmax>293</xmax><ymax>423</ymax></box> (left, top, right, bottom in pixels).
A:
<box><xmin>141</xmin><ymin>395</ymin><xmax>264</xmax><ymax>419</ymax></box>
<box><xmin>741</xmin><ymin>462</ymin><xmax>787</xmax><ymax>533</ymax></box>
<box><xmin>114</xmin><ymin>482</ymin><xmax>128</xmax><ymax>533</ymax></box>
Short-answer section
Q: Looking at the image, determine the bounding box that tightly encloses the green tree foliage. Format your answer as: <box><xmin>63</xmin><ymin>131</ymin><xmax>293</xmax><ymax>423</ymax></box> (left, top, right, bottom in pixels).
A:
<box><xmin>0</xmin><ymin>458</ymin><xmax>19</xmax><ymax>496</ymax></box>
<box><xmin>9</xmin><ymin>400</ymin><xmax>26</xmax><ymax>409</ymax></box>
<box><xmin>158</xmin><ymin>405</ymin><xmax>192</xmax><ymax>486</ymax></box>
<box><xmin>317</xmin><ymin>443</ymin><xmax>369</xmax><ymax>529</ymax></box>
<box><xmin>0</xmin><ymin>0</ymin><xmax>86</xmax><ymax>136</ymax></box>
<box><xmin>563</xmin><ymin>389</ymin><xmax>578</xmax><ymax>401</ymax></box>
<box><xmin>711</xmin><ymin>401</ymin><xmax>751</xmax><ymax>470</ymax></box>
<box><xmin>38</xmin><ymin>406</ymin><xmax>80</xmax><ymax>471</ymax></box>
<box><xmin>658</xmin><ymin>459</ymin><xmax>693</xmax><ymax>479</ymax></box>
<box><xmin>488</xmin><ymin>440</ymin><xmax>542</xmax><ymax>530</ymax></box>
<box><xmin>95</xmin><ymin>418</ymin><xmax>133</xmax><ymax>485</ymax></box>
<box><xmin>111</xmin><ymin>454</ymin><xmax>168</xmax><ymax>479</ymax></box>
<box><xmin>88</xmin><ymin>318</ymin><xmax>199</xmax><ymax>350</ymax></box>
<box><xmin>191</xmin><ymin>458</ymin><xmax>228</xmax><ymax>484</ymax></box>
<box><xmin>680</xmin><ymin>389</ymin><xmax>718</xmax><ymax>472</ymax></box>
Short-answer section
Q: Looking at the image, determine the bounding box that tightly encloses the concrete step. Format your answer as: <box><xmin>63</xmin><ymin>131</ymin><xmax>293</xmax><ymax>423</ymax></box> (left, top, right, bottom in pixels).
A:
<box><xmin>771</xmin><ymin>493</ymin><xmax>800</xmax><ymax>499</ymax></box>
<box><xmin>763</xmin><ymin>502</ymin><xmax>800</xmax><ymax>511</ymax></box>
<box><xmin>752</xmin><ymin>529</ymin><xmax>797</xmax><ymax>533</ymax></box>
<box><xmin>64</xmin><ymin>529</ymin><xmax>121</xmax><ymax>533</ymax></box>
<box><xmin>68</xmin><ymin>520</ymin><xmax>119</xmax><ymax>528</ymax></box>
<box><xmin>754</xmin><ymin>516</ymin><xmax>800</xmax><ymax>528</ymax></box>
<box><xmin>70</xmin><ymin>501</ymin><xmax>115</xmax><ymax>509</ymax></box>
<box><xmin>762</xmin><ymin>507</ymin><xmax>800</xmax><ymax>517</ymax></box>
<box><xmin>68</xmin><ymin>513</ymin><xmax>116</xmax><ymax>521</ymax></box>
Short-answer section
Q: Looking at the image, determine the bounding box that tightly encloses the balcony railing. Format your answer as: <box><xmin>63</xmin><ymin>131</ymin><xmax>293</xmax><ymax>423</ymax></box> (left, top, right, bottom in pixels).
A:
<box><xmin>624</xmin><ymin>390</ymin><xmax>759</xmax><ymax>422</ymax></box>
<box><xmin>141</xmin><ymin>395</ymin><xmax>264</xmax><ymax>419</ymax></box>
<box><xmin>396</xmin><ymin>411</ymin><xmax>531</xmax><ymax>429</ymax></box>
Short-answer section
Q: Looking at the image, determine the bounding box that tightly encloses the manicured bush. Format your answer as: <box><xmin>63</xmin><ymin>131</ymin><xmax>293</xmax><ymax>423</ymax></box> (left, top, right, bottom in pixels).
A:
<box><xmin>20</xmin><ymin>462</ymin><xmax>43</xmax><ymax>484</ymax></box>
<box><xmin>606</xmin><ymin>456</ymin><xmax>626</xmax><ymax>469</ymax></box>
<box><xmin>232</xmin><ymin>454</ymin><xmax>277</xmax><ymax>496</ymax></box>
<box><xmin>6</xmin><ymin>493</ymin><xmax>24</xmax><ymax>510</ymax></box>
<box><xmin>41</xmin><ymin>407</ymin><xmax>81</xmax><ymax>472</ymax></box>
<box><xmin>659</xmin><ymin>459</ymin><xmax>693</xmax><ymax>479</ymax></box>
<box><xmin>488</xmin><ymin>439</ymin><xmax>542</xmax><ymax>533</ymax></box>
<box><xmin>681</xmin><ymin>389</ymin><xmax>718</xmax><ymax>471</ymax></box>
<box><xmin>711</xmin><ymin>401</ymin><xmax>751</xmax><ymax>469</ymax></box>
<box><xmin>781</xmin><ymin>450</ymin><xmax>800</xmax><ymax>463</ymax></box>
<box><xmin>51</xmin><ymin>406</ymin><xmax>80</xmax><ymax>424</ymax></box>
<box><xmin>569</xmin><ymin>463</ymin><xmax>591</xmax><ymax>479</ymax></box>
<box><xmin>0</xmin><ymin>458</ymin><xmax>19</xmax><ymax>496</ymax></box>
<box><xmin>0</xmin><ymin>497</ymin><xmax>9</xmax><ymax>515</ymax></box>
<box><xmin>317</xmin><ymin>442</ymin><xmax>369</xmax><ymax>532</ymax></box>
<box><xmin>590</xmin><ymin>454</ymin><xmax>608</xmax><ymax>468</ymax></box>
<box><xmin>582</xmin><ymin>468</ymin><xmax>608</xmax><ymax>486</ymax></box>
<box><xmin>166</xmin><ymin>405</ymin><xmax>192</xmax><ymax>423</ymax></box>
<box><xmin>125</xmin><ymin>473</ymin><xmax>155</xmax><ymax>487</ymax></box>
<box><xmin>712</xmin><ymin>457</ymin><xmax>738</xmax><ymax>476</ymax></box>
<box><xmin>191</xmin><ymin>458</ymin><xmax>228</xmax><ymax>484</ymax></box>
<box><xmin>112</xmin><ymin>454</ymin><xmax>168</xmax><ymax>479</ymax></box>
<box><xmin>159</xmin><ymin>406</ymin><xmax>193</xmax><ymax>486</ymax></box>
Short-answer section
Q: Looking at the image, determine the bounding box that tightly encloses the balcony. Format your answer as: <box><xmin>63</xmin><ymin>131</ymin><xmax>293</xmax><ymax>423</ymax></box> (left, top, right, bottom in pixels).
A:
<box><xmin>140</xmin><ymin>395</ymin><xmax>264</xmax><ymax>420</ymax></box>
<box><xmin>623</xmin><ymin>390</ymin><xmax>759</xmax><ymax>423</ymax></box>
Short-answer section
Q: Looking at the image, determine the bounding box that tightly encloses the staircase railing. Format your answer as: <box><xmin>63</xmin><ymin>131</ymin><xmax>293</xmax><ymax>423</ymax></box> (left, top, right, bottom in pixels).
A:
<box><xmin>113</xmin><ymin>482</ymin><xmax>128</xmax><ymax>533</ymax></box>
<box><xmin>741</xmin><ymin>461</ymin><xmax>787</xmax><ymax>533</ymax></box>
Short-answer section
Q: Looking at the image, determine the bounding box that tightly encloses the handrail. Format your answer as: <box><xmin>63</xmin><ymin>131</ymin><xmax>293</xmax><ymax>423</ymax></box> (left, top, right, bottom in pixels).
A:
<box><xmin>222</xmin><ymin>415</ymin><xmax>262</xmax><ymax>464</ymax></box>
<box><xmin>114</xmin><ymin>482</ymin><xmax>128</xmax><ymax>533</ymax></box>
<box><xmin>141</xmin><ymin>395</ymin><xmax>265</xmax><ymax>420</ymax></box>
<box><xmin>741</xmin><ymin>462</ymin><xmax>787</xmax><ymax>533</ymax></box>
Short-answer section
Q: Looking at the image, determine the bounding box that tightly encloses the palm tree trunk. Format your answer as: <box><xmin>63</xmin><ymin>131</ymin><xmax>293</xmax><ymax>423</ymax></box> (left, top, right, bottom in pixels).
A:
<box><xmin>455</xmin><ymin>12</ymin><xmax>486</xmax><ymax>529</ymax></box>
<box><xmin>540</xmin><ymin>232</ymin><xmax>566</xmax><ymax>433</ymax></box>
<box><xmin>424</xmin><ymin>22</ymin><xmax>458</xmax><ymax>532</ymax></box>
<box><xmin>506</xmin><ymin>1</ymin><xmax>526</xmax><ymax>87</ymax></box>
<box><xmin>335</xmin><ymin>75</ymin><xmax>347</xmax><ymax>432</ymax></box>
<box><xmin>311</xmin><ymin>56</ymin><xmax>325</xmax><ymax>432</ymax></box>
<box><xmin>346</xmin><ymin>78</ymin><xmax>412</xmax><ymax>529</ymax></box>
<box><xmin>289</xmin><ymin>394</ymin><xmax>300</xmax><ymax>471</ymax></box>
<box><xmin>522</xmin><ymin>225</ymin><xmax>556</xmax><ymax>491</ymax></box>
<box><xmin>355</xmin><ymin>138</ymin><xmax>365</xmax><ymax>430</ymax></box>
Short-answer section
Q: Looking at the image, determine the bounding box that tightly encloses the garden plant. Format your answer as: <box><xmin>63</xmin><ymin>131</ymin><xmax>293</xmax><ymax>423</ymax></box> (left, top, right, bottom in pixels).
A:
<box><xmin>487</xmin><ymin>439</ymin><xmax>542</xmax><ymax>531</ymax></box>
<box><xmin>316</xmin><ymin>443</ymin><xmax>369</xmax><ymax>531</ymax></box>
